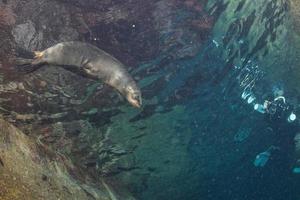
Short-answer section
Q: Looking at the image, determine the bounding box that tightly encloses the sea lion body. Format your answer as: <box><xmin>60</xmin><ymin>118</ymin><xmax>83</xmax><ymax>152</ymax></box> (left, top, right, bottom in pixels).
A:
<box><xmin>31</xmin><ymin>41</ymin><xmax>142</xmax><ymax>108</ymax></box>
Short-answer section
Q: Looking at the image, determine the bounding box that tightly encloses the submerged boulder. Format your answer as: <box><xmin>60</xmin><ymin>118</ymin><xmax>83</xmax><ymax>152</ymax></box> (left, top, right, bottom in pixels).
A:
<box><xmin>0</xmin><ymin>118</ymin><xmax>135</xmax><ymax>200</ymax></box>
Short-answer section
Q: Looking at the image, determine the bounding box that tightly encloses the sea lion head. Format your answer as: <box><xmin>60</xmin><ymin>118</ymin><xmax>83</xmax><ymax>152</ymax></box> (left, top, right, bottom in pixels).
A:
<box><xmin>125</xmin><ymin>84</ymin><xmax>142</xmax><ymax>108</ymax></box>
<box><xmin>107</xmin><ymin>72</ymin><xmax>142</xmax><ymax>108</ymax></box>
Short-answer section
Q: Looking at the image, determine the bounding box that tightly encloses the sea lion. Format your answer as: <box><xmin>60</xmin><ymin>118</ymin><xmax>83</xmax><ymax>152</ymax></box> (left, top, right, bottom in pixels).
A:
<box><xmin>17</xmin><ymin>41</ymin><xmax>142</xmax><ymax>108</ymax></box>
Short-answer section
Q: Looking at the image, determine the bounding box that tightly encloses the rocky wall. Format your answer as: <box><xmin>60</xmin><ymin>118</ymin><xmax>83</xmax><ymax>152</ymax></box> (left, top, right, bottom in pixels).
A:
<box><xmin>0</xmin><ymin>118</ymin><xmax>137</xmax><ymax>200</ymax></box>
<box><xmin>0</xmin><ymin>0</ymin><xmax>213</xmax><ymax>199</ymax></box>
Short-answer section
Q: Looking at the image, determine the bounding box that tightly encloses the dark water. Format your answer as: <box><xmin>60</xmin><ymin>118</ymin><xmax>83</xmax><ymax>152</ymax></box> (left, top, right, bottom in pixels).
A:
<box><xmin>1</xmin><ymin>0</ymin><xmax>300</xmax><ymax>199</ymax></box>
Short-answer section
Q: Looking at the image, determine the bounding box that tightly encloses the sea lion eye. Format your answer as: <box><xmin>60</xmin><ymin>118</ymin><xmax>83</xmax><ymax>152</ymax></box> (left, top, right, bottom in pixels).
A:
<box><xmin>127</xmin><ymin>86</ymin><xmax>134</xmax><ymax>93</ymax></box>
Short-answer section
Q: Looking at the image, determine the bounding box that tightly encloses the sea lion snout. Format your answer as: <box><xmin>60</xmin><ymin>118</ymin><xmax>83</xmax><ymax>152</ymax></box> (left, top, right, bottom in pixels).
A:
<box><xmin>126</xmin><ymin>85</ymin><xmax>142</xmax><ymax>108</ymax></box>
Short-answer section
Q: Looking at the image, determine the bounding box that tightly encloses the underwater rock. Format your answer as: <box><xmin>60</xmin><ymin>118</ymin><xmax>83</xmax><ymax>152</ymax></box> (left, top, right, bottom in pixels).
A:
<box><xmin>58</xmin><ymin>26</ymin><xmax>80</xmax><ymax>42</ymax></box>
<box><xmin>12</xmin><ymin>20</ymin><xmax>43</xmax><ymax>51</ymax></box>
<box><xmin>0</xmin><ymin>118</ymin><xmax>135</xmax><ymax>200</ymax></box>
<box><xmin>0</xmin><ymin>4</ymin><xmax>16</xmax><ymax>26</ymax></box>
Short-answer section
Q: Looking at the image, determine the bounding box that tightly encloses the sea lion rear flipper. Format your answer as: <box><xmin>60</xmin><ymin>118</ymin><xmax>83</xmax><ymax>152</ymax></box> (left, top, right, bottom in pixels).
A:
<box><xmin>15</xmin><ymin>57</ymin><xmax>43</xmax><ymax>73</ymax></box>
<box><xmin>15</xmin><ymin>58</ymin><xmax>34</xmax><ymax>66</ymax></box>
<box><xmin>15</xmin><ymin>63</ymin><xmax>43</xmax><ymax>74</ymax></box>
<box><xmin>33</xmin><ymin>51</ymin><xmax>44</xmax><ymax>59</ymax></box>
<box><xmin>32</xmin><ymin>51</ymin><xmax>45</xmax><ymax>65</ymax></box>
